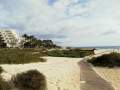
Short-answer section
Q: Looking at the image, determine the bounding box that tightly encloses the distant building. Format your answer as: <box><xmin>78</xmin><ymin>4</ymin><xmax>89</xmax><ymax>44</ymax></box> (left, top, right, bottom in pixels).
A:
<box><xmin>0</xmin><ymin>29</ymin><xmax>20</xmax><ymax>48</ymax></box>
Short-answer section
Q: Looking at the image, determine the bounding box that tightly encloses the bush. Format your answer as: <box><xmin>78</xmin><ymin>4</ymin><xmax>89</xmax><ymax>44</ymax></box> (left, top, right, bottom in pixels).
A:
<box><xmin>39</xmin><ymin>59</ymin><xmax>47</xmax><ymax>62</ymax></box>
<box><xmin>0</xmin><ymin>67</ymin><xmax>3</xmax><ymax>74</ymax></box>
<box><xmin>47</xmin><ymin>49</ymin><xmax>94</xmax><ymax>58</ymax></box>
<box><xmin>0</xmin><ymin>67</ymin><xmax>11</xmax><ymax>90</ymax></box>
<box><xmin>0</xmin><ymin>48</ymin><xmax>47</xmax><ymax>64</ymax></box>
<box><xmin>0</xmin><ymin>77</ymin><xmax>11</xmax><ymax>90</ymax></box>
<box><xmin>12</xmin><ymin>70</ymin><xmax>47</xmax><ymax>90</ymax></box>
<box><xmin>88</xmin><ymin>52</ymin><xmax>120</xmax><ymax>68</ymax></box>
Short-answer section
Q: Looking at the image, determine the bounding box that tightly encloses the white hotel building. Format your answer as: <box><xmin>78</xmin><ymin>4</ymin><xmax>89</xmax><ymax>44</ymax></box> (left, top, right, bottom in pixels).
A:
<box><xmin>0</xmin><ymin>29</ymin><xmax>21</xmax><ymax>48</ymax></box>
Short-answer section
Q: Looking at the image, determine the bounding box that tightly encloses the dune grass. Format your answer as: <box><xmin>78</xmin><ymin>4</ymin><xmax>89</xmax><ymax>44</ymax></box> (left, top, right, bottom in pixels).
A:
<box><xmin>47</xmin><ymin>49</ymin><xmax>94</xmax><ymax>58</ymax></box>
<box><xmin>88</xmin><ymin>52</ymin><xmax>120</xmax><ymax>68</ymax></box>
<box><xmin>0</xmin><ymin>49</ymin><xmax>47</xmax><ymax>90</ymax></box>
<box><xmin>0</xmin><ymin>66</ymin><xmax>11</xmax><ymax>90</ymax></box>
<box><xmin>0</xmin><ymin>77</ymin><xmax>11</xmax><ymax>90</ymax></box>
<box><xmin>12</xmin><ymin>70</ymin><xmax>47</xmax><ymax>90</ymax></box>
<box><xmin>0</xmin><ymin>48</ymin><xmax>47</xmax><ymax>64</ymax></box>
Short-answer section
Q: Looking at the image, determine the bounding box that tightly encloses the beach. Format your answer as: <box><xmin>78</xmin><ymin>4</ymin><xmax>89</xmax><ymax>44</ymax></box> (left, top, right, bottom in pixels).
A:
<box><xmin>0</xmin><ymin>49</ymin><xmax>119</xmax><ymax>90</ymax></box>
<box><xmin>0</xmin><ymin>57</ymin><xmax>81</xmax><ymax>90</ymax></box>
<box><xmin>94</xmin><ymin>67</ymin><xmax>120</xmax><ymax>90</ymax></box>
<box><xmin>93</xmin><ymin>49</ymin><xmax>120</xmax><ymax>90</ymax></box>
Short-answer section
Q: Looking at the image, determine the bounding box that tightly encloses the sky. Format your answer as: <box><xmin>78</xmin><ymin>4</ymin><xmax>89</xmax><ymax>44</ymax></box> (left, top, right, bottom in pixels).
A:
<box><xmin>0</xmin><ymin>0</ymin><xmax>120</xmax><ymax>47</ymax></box>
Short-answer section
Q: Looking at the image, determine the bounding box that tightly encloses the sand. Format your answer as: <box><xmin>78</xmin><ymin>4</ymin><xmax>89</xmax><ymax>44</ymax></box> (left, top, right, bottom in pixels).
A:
<box><xmin>93</xmin><ymin>49</ymin><xmax>120</xmax><ymax>90</ymax></box>
<box><xmin>0</xmin><ymin>57</ymin><xmax>81</xmax><ymax>90</ymax></box>
<box><xmin>94</xmin><ymin>67</ymin><xmax>120</xmax><ymax>90</ymax></box>
<box><xmin>87</xmin><ymin>49</ymin><xmax>120</xmax><ymax>90</ymax></box>
<box><xmin>0</xmin><ymin>49</ymin><xmax>116</xmax><ymax>90</ymax></box>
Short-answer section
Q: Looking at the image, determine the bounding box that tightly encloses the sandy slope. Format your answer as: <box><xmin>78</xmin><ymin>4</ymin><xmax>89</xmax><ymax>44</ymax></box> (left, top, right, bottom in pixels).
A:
<box><xmin>0</xmin><ymin>57</ymin><xmax>81</xmax><ymax>90</ymax></box>
<box><xmin>93</xmin><ymin>49</ymin><xmax>120</xmax><ymax>90</ymax></box>
<box><xmin>94</xmin><ymin>67</ymin><xmax>120</xmax><ymax>90</ymax></box>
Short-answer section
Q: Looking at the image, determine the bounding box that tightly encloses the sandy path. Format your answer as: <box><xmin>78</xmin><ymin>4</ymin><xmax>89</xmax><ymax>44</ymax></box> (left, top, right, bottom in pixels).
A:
<box><xmin>0</xmin><ymin>57</ymin><xmax>81</xmax><ymax>90</ymax></box>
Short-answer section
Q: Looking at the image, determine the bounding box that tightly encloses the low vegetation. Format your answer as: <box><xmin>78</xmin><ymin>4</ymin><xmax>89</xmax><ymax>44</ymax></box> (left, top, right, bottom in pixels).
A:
<box><xmin>0</xmin><ymin>67</ymin><xmax>3</xmax><ymax>74</ymax></box>
<box><xmin>0</xmin><ymin>66</ymin><xmax>11</xmax><ymax>90</ymax></box>
<box><xmin>0</xmin><ymin>67</ymin><xmax>47</xmax><ymax>90</ymax></box>
<box><xmin>88</xmin><ymin>52</ymin><xmax>120</xmax><ymax>68</ymax></box>
<box><xmin>0</xmin><ymin>48</ymin><xmax>47</xmax><ymax>64</ymax></box>
<box><xmin>47</xmin><ymin>49</ymin><xmax>94</xmax><ymax>58</ymax></box>
<box><xmin>12</xmin><ymin>70</ymin><xmax>47</xmax><ymax>90</ymax></box>
<box><xmin>0</xmin><ymin>77</ymin><xmax>11</xmax><ymax>90</ymax></box>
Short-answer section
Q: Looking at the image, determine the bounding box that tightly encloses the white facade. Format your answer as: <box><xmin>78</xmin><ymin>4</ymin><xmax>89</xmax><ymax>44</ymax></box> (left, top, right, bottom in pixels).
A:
<box><xmin>0</xmin><ymin>29</ymin><xmax>20</xmax><ymax>47</ymax></box>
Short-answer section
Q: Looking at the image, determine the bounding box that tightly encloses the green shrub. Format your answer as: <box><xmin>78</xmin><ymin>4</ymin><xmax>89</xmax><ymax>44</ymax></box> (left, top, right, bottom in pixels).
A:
<box><xmin>39</xmin><ymin>59</ymin><xmax>47</xmax><ymax>62</ymax></box>
<box><xmin>88</xmin><ymin>52</ymin><xmax>120</xmax><ymax>68</ymax></box>
<box><xmin>47</xmin><ymin>49</ymin><xmax>94</xmax><ymax>58</ymax></box>
<box><xmin>0</xmin><ymin>77</ymin><xmax>11</xmax><ymax>90</ymax></box>
<box><xmin>0</xmin><ymin>48</ymin><xmax>47</xmax><ymax>64</ymax></box>
<box><xmin>12</xmin><ymin>70</ymin><xmax>47</xmax><ymax>90</ymax></box>
<box><xmin>0</xmin><ymin>67</ymin><xmax>11</xmax><ymax>90</ymax></box>
<box><xmin>0</xmin><ymin>67</ymin><xmax>3</xmax><ymax>74</ymax></box>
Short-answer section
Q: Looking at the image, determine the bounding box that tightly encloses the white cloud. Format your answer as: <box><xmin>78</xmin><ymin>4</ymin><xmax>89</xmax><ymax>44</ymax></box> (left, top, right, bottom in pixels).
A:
<box><xmin>0</xmin><ymin>0</ymin><xmax>120</xmax><ymax>46</ymax></box>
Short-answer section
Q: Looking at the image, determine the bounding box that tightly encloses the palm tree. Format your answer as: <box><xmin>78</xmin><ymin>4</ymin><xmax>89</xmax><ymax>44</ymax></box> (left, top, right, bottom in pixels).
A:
<box><xmin>0</xmin><ymin>35</ymin><xmax>7</xmax><ymax>48</ymax></box>
<box><xmin>22</xmin><ymin>34</ymin><xmax>37</xmax><ymax>48</ymax></box>
<box><xmin>22</xmin><ymin>34</ymin><xmax>29</xmax><ymax>40</ymax></box>
<box><xmin>21</xmin><ymin>34</ymin><xmax>59</xmax><ymax>48</ymax></box>
<box><xmin>35</xmin><ymin>40</ymin><xmax>43</xmax><ymax>48</ymax></box>
<box><xmin>42</xmin><ymin>40</ymin><xmax>55</xmax><ymax>48</ymax></box>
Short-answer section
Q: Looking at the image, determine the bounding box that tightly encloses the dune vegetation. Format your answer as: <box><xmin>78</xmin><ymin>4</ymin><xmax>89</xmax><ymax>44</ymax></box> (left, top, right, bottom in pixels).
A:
<box><xmin>0</xmin><ymin>48</ymin><xmax>47</xmax><ymax>64</ymax></box>
<box><xmin>0</xmin><ymin>47</ymin><xmax>95</xmax><ymax>64</ymax></box>
<box><xmin>47</xmin><ymin>49</ymin><xmax>94</xmax><ymax>58</ymax></box>
<box><xmin>88</xmin><ymin>52</ymin><xmax>120</xmax><ymax>68</ymax></box>
<box><xmin>12</xmin><ymin>70</ymin><xmax>47</xmax><ymax>90</ymax></box>
<box><xmin>0</xmin><ymin>67</ymin><xmax>47</xmax><ymax>90</ymax></box>
<box><xmin>0</xmin><ymin>66</ymin><xmax>11</xmax><ymax>90</ymax></box>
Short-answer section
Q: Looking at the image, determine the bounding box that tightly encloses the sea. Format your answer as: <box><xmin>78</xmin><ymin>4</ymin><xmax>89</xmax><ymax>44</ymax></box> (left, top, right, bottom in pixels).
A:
<box><xmin>77</xmin><ymin>46</ymin><xmax>120</xmax><ymax>49</ymax></box>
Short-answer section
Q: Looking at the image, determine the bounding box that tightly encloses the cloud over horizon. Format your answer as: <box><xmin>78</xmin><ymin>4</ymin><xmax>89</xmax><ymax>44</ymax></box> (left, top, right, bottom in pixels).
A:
<box><xmin>0</xmin><ymin>0</ymin><xmax>120</xmax><ymax>47</ymax></box>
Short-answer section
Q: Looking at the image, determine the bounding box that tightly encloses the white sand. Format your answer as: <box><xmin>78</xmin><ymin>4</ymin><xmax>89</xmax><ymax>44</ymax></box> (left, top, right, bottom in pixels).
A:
<box><xmin>94</xmin><ymin>67</ymin><xmax>120</xmax><ymax>90</ymax></box>
<box><xmin>0</xmin><ymin>49</ymin><xmax>113</xmax><ymax>90</ymax></box>
<box><xmin>92</xmin><ymin>49</ymin><xmax>120</xmax><ymax>90</ymax></box>
<box><xmin>0</xmin><ymin>57</ymin><xmax>81</xmax><ymax>90</ymax></box>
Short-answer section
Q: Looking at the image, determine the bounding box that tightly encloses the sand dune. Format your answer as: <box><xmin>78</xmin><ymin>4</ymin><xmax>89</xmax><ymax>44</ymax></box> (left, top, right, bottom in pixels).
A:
<box><xmin>93</xmin><ymin>49</ymin><xmax>120</xmax><ymax>90</ymax></box>
<box><xmin>94</xmin><ymin>67</ymin><xmax>120</xmax><ymax>90</ymax></box>
<box><xmin>0</xmin><ymin>57</ymin><xmax>81</xmax><ymax>90</ymax></box>
<box><xmin>0</xmin><ymin>49</ymin><xmax>115</xmax><ymax>90</ymax></box>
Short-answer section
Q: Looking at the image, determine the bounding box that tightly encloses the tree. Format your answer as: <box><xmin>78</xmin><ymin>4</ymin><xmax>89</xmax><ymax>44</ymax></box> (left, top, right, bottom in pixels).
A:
<box><xmin>36</xmin><ymin>40</ymin><xmax>43</xmax><ymax>48</ymax></box>
<box><xmin>42</xmin><ymin>40</ymin><xmax>56</xmax><ymax>48</ymax></box>
<box><xmin>0</xmin><ymin>36</ymin><xmax>7</xmax><ymax>48</ymax></box>
<box><xmin>21</xmin><ymin>34</ymin><xmax>37</xmax><ymax>48</ymax></box>
<box><xmin>21</xmin><ymin>34</ymin><xmax>60</xmax><ymax>49</ymax></box>
<box><xmin>22</xmin><ymin>34</ymin><xmax>29</xmax><ymax>40</ymax></box>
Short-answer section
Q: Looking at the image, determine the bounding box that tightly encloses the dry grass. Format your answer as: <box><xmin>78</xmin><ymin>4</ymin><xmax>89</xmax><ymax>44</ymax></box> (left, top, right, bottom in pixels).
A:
<box><xmin>47</xmin><ymin>49</ymin><xmax>94</xmax><ymax>58</ymax></box>
<box><xmin>88</xmin><ymin>52</ymin><xmax>120</xmax><ymax>68</ymax></box>
<box><xmin>0</xmin><ymin>66</ymin><xmax>11</xmax><ymax>90</ymax></box>
<box><xmin>0</xmin><ymin>48</ymin><xmax>47</xmax><ymax>64</ymax></box>
<box><xmin>12</xmin><ymin>70</ymin><xmax>47</xmax><ymax>90</ymax></box>
<box><xmin>94</xmin><ymin>67</ymin><xmax>120</xmax><ymax>90</ymax></box>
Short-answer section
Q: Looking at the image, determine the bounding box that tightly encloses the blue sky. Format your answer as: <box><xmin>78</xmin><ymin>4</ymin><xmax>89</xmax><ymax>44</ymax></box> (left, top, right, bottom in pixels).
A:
<box><xmin>0</xmin><ymin>0</ymin><xmax>120</xmax><ymax>47</ymax></box>
<box><xmin>48</xmin><ymin>0</ymin><xmax>57</xmax><ymax>5</ymax></box>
